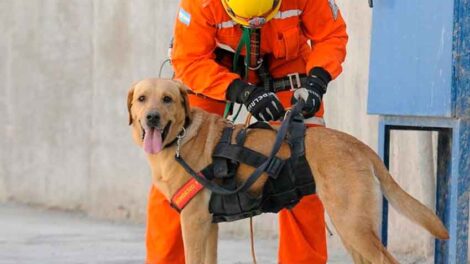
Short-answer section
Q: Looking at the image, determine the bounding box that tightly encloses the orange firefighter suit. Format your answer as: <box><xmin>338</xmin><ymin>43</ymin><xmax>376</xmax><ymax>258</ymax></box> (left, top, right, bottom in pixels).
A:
<box><xmin>146</xmin><ymin>0</ymin><xmax>348</xmax><ymax>263</ymax></box>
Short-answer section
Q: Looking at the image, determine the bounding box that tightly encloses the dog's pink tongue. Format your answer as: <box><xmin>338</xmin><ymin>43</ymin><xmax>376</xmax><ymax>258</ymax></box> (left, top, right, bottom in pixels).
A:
<box><xmin>143</xmin><ymin>128</ymin><xmax>163</xmax><ymax>154</ymax></box>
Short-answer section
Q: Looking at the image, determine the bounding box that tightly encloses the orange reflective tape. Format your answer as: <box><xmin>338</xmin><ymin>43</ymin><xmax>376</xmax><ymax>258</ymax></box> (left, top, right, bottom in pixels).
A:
<box><xmin>170</xmin><ymin>177</ymin><xmax>205</xmax><ymax>212</ymax></box>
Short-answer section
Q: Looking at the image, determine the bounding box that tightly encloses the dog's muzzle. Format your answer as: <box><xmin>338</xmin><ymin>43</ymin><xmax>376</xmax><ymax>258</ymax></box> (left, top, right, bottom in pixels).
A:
<box><xmin>146</xmin><ymin>111</ymin><xmax>161</xmax><ymax>128</ymax></box>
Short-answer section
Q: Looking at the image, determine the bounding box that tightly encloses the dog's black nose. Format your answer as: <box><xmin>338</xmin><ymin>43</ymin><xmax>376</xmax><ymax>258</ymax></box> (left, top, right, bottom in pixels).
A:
<box><xmin>146</xmin><ymin>111</ymin><xmax>160</xmax><ymax>128</ymax></box>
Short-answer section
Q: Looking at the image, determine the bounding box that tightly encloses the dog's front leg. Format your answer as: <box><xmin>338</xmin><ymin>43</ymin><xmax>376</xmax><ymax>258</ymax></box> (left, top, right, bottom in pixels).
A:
<box><xmin>180</xmin><ymin>190</ymin><xmax>217</xmax><ymax>264</ymax></box>
<box><xmin>204</xmin><ymin>222</ymin><xmax>218</xmax><ymax>263</ymax></box>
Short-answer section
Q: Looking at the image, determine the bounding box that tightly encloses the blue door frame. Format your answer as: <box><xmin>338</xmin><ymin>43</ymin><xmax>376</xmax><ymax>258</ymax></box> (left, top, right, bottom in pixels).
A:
<box><xmin>378</xmin><ymin>116</ymin><xmax>469</xmax><ymax>263</ymax></box>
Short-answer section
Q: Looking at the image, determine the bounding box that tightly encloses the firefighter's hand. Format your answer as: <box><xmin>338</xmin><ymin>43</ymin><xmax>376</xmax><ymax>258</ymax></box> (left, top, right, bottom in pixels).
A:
<box><xmin>244</xmin><ymin>88</ymin><xmax>284</xmax><ymax>121</ymax></box>
<box><xmin>227</xmin><ymin>79</ymin><xmax>285</xmax><ymax>122</ymax></box>
<box><xmin>291</xmin><ymin>74</ymin><xmax>327</xmax><ymax>118</ymax></box>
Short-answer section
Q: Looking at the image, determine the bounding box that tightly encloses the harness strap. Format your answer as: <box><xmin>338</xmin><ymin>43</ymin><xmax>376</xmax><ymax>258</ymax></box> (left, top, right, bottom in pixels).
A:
<box><xmin>236</xmin><ymin>121</ymin><xmax>273</xmax><ymax>146</ymax></box>
<box><xmin>216</xmin><ymin>47</ymin><xmax>308</xmax><ymax>93</ymax></box>
<box><xmin>272</xmin><ymin>73</ymin><xmax>308</xmax><ymax>92</ymax></box>
<box><xmin>257</xmin><ymin>54</ymin><xmax>272</xmax><ymax>92</ymax></box>
<box><xmin>213</xmin><ymin>145</ymin><xmax>285</xmax><ymax>179</ymax></box>
<box><xmin>175</xmin><ymin>100</ymin><xmax>305</xmax><ymax>196</ymax></box>
<box><xmin>212</xmin><ymin>127</ymin><xmax>234</xmax><ymax>179</ymax></box>
<box><xmin>287</xmin><ymin>114</ymin><xmax>307</xmax><ymax>160</ymax></box>
<box><xmin>175</xmin><ymin>156</ymin><xmax>243</xmax><ymax>195</ymax></box>
<box><xmin>170</xmin><ymin>177</ymin><xmax>204</xmax><ymax>212</ymax></box>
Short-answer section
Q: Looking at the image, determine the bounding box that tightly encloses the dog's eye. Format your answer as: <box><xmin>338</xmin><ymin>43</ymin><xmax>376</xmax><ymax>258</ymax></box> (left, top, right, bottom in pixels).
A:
<box><xmin>163</xmin><ymin>96</ymin><xmax>173</xmax><ymax>104</ymax></box>
<box><xmin>138</xmin><ymin>95</ymin><xmax>146</xmax><ymax>102</ymax></box>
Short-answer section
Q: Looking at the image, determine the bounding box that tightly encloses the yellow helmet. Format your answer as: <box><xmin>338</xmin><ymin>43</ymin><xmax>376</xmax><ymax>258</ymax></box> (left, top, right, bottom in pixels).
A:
<box><xmin>221</xmin><ymin>0</ymin><xmax>282</xmax><ymax>28</ymax></box>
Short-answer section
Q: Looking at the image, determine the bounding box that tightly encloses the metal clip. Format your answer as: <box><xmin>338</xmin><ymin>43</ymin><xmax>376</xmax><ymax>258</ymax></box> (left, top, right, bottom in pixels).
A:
<box><xmin>246</xmin><ymin>57</ymin><xmax>264</xmax><ymax>71</ymax></box>
<box><xmin>175</xmin><ymin>127</ymin><xmax>187</xmax><ymax>158</ymax></box>
<box><xmin>287</xmin><ymin>73</ymin><xmax>302</xmax><ymax>90</ymax></box>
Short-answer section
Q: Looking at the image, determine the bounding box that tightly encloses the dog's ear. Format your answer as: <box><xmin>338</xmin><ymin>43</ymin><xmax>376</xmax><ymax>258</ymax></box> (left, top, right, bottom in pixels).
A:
<box><xmin>127</xmin><ymin>84</ymin><xmax>135</xmax><ymax>125</ymax></box>
<box><xmin>173</xmin><ymin>79</ymin><xmax>192</xmax><ymax>122</ymax></box>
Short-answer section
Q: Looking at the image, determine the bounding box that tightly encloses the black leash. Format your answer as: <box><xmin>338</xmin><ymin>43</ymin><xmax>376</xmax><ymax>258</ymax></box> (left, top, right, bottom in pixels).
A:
<box><xmin>175</xmin><ymin>100</ymin><xmax>305</xmax><ymax>195</ymax></box>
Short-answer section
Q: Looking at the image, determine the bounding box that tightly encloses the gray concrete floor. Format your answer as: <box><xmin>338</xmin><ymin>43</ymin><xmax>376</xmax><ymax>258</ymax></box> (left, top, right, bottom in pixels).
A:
<box><xmin>0</xmin><ymin>203</ymin><xmax>432</xmax><ymax>264</ymax></box>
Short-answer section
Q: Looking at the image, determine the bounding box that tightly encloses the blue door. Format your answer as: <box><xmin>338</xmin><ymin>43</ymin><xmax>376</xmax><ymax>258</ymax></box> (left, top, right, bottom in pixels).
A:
<box><xmin>368</xmin><ymin>0</ymin><xmax>454</xmax><ymax>117</ymax></box>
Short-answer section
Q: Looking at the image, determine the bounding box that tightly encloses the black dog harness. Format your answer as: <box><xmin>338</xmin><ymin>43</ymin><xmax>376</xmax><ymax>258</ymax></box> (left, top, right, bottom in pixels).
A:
<box><xmin>174</xmin><ymin>102</ymin><xmax>316</xmax><ymax>223</ymax></box>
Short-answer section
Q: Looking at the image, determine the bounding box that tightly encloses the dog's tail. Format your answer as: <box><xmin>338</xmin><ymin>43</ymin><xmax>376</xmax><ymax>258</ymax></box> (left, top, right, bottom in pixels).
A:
<box><xmin>369</xmin><ymin>151</ymin><xmax>449</xmax><ymax>240</ymax></box>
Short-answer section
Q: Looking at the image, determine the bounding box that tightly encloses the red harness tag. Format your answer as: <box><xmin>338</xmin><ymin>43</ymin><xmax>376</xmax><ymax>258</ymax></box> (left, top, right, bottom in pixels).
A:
<box><xmin>170</xmin><ymin>175</ymin><xmax>204</xmax><ymax>212</ymax></box>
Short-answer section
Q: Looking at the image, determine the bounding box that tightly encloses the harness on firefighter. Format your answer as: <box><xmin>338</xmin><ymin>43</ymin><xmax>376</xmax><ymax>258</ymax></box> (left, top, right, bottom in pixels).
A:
<box><xmin>219</xmin><ymin>27</ymin><xmax>311</xmax><ymax>120</ymax></box>
<box><xmin>173</xmin><ymin>100</ymin><xmax>316</xmax><ymax>223</ymax></box>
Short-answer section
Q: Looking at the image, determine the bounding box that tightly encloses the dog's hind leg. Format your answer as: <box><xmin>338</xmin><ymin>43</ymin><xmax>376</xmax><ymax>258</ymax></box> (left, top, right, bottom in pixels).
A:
<box><xmin>328</xmin><ymin>211</ymin><xmax>399</xmax><ymax>264</ymax></box>
<box><xmin>341</xmin><ymin>232</ymin><xmax>397</xmax><ymax>264</ymax></box>
<box><xmin>334</xmin><ymin>223</ymin><xmax>381</xmax><ymax>264</ymax></box>
<box><xmin>337</xmin><ymin>235</ymin><xmax>372</xmax><ymax>264</ymax></box>
<box><xmin>348</xmin><ymin>246</ymin><xmax>372</xmax><ymax>264</ymax></box>
<box><xmin>350</xmin><ymin>231</ymin><xmax>398</xmax><ymax>264</ymax></box>
<box><xmin>315</xmin><ymin>168</ymin><xmax>399</xmax><ymax>264</ymax></box>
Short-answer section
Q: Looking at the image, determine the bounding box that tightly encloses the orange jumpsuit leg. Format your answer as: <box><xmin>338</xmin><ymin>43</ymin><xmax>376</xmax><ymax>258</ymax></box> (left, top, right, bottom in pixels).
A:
<box><xmin>278</xmin><ymin>194</ymin><xmax>328</xmax><ymax>264</ymax></box>
<box><xmin>146</xmin><ymin>185</ymin><xmax>185</xmax><ymax>264</ymax></box>
<box><xmin>277</xmin><ymin>94</ymin><xmax>328</xmax><ymax>263</ymax></box>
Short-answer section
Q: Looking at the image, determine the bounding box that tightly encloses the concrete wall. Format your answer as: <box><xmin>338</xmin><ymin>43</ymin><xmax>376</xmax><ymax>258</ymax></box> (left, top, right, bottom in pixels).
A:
<box><xmin>0</xmin><ymin>0</ymin><xmax>179</xmax><ymax>221</ymax></box>
<box><xmin>0</xmin><ymin>0</ymin><xmax>458</xmax><ymax>259</ymax></box>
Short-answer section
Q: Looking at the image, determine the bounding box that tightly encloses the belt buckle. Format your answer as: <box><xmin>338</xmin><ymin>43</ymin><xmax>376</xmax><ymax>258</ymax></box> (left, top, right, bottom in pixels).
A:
<box><xmin>287</xmin><ymin>73</ymin><xmax>302</xmax><ymax>91</ymax></box>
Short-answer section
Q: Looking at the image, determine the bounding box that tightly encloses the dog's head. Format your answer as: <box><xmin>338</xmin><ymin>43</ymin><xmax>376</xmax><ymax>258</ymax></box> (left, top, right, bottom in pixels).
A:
<box><xmin>127</xmin><ymin>78</ymin><xmax>191</xmax><ymax>154</ymax></box>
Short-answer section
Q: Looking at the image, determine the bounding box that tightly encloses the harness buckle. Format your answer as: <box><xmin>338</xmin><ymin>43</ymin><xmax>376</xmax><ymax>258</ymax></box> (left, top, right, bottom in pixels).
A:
<box><xmin>287</xmin><ymin>73</ymin><xmax>302</xmax><ymax>90</ymax></box>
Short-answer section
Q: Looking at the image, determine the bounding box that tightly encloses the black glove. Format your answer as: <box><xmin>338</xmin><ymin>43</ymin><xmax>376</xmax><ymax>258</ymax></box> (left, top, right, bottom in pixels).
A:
<box><xmin>226</xmin><ymin>79</ymin><xmax>285</xmax><ymax>122</ymax></box>
<box><xmin>291</xmin><ymin>67</ymin><xmax>331</xmax><ymax>118</ymax></box>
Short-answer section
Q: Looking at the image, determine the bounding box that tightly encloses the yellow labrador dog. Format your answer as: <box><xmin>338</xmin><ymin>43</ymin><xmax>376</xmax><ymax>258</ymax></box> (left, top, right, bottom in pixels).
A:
<box><xmin>127</xmin><ymin>78</ymin><xmax>449</xmax><ymax>264</ymax></box>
